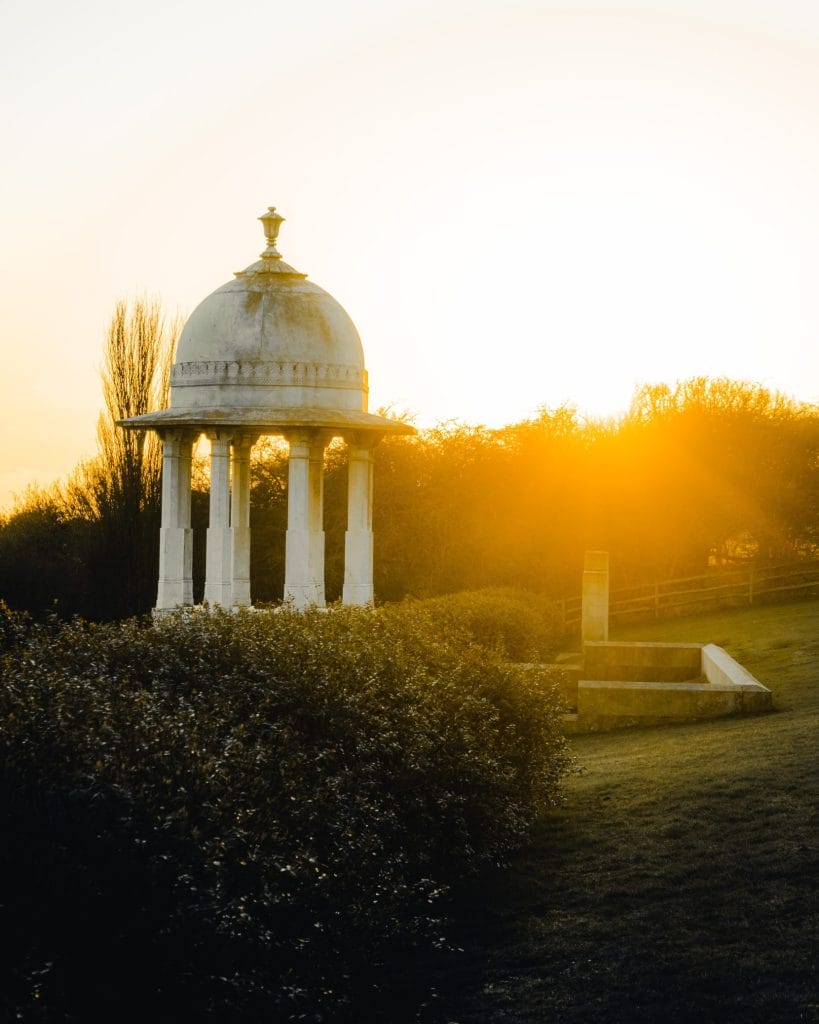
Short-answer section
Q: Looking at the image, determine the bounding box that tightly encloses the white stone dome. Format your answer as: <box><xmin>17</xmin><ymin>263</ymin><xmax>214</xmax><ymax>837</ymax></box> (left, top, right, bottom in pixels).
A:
<box><xmin>170</xmin><ymin>207</ymin><xmax>368</xmax><ymax>415</ymax></box>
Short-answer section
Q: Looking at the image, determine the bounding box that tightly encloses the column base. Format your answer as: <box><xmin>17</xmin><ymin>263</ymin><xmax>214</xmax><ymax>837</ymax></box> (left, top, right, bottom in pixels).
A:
<box><xmin>284</xmin><ymin>529</ymin><xmax>326</xmax><ymax>609</ymax></box>
<box><xmin>283</xmin><ymin>585</ymin><xmax>326</xmax><ymax>610</ymax></box>
<box><xmin>341</xmin><ymin>582</ymin><xmax>374</xmax><ymax>606</ymax></box>
<box><xmin>204</xmin><ymin>526</ymin><xmax>233</xmax><ymax>607</ymax></box>
<box><xmin>156</xmin><ymin>527</ymin><xmax>193</xmax><ymax>609</ymax></box>
<box><xmin>232</xmin><ymin>525</ymin><xmax>252</xmax><ymax>607</ymax></box>
<box><xmin>343</xmin><ymin>528</ymin><xmax>374</xmax><ymax>606</ymax></box>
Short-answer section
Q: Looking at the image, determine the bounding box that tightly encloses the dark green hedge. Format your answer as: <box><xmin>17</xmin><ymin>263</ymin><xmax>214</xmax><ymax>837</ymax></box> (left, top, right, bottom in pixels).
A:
<box><xmin>397</xmin><ymin>587</ymin><xmax>563</xmax><ymax>662</ymax></box>
<box><xmin>0</xmin><ymin>601</ymin><xmax>569</xmax><ymax>1022</ymax></box>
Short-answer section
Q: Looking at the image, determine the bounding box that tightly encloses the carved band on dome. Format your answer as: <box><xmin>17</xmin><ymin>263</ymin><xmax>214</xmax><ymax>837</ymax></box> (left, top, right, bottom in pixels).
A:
<box><xmin>171</xmin><ymin>360</ymin><xmax>367</xmax><ymax>391</ymax></box>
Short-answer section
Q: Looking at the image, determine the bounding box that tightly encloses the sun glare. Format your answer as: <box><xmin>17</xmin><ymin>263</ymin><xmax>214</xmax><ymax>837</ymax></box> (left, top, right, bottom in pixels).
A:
<box><xmin>1</xmin><ymin>3</ymin><xmax>818</xmax><ymax>504</ymax></box>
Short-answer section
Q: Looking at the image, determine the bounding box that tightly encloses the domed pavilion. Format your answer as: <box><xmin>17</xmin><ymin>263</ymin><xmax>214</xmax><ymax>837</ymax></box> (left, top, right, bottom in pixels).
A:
<box><xmin>122</xmin><ymin>207</ymin><xmax>414</xmax><ymax>611</ymax></box>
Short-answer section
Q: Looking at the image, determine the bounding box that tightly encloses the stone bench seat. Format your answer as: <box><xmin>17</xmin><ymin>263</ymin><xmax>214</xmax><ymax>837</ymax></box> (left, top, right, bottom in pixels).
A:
<box><xmin>563</xmin><ymin>641</ymin><xmax>772</xmax><ymax>732</ymax></box>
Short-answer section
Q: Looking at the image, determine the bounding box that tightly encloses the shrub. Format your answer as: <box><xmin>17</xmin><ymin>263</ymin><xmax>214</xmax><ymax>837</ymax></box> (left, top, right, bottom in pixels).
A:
<box><xmin>398</xmin><ymin>587</ymin><xmax>563</xmax><ymax>662</ymax></box>
<box><xmin>0</xmin><ymin>601</ymin><xmax>569</xmax><ymax>1022</ymax></box>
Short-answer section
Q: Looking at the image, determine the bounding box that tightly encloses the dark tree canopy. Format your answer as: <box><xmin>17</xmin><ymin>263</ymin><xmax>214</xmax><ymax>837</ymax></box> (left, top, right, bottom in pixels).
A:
<box><xmin>1</xmin><ymin>372</ymin><xmax>816</xmax><ymax>619</ymax></box>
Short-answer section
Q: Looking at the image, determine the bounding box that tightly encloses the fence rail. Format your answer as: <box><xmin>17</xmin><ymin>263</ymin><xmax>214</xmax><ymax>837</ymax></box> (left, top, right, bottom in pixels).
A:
<box><xmin>559</xmin><ymin>561</ymin><xmax>819</xmax><ymax>633</ymax></box>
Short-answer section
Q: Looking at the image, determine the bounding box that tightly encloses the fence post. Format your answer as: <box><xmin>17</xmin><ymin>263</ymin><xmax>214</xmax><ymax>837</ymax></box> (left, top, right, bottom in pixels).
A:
<box><xmin>582</xmin><ymin>551</ymin><xmax>610</xmax><ymax>643</ymax></box>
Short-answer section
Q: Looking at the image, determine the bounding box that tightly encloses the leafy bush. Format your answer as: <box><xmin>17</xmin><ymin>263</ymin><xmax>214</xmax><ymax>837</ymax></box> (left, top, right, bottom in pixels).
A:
<box><xmin>0</xmin><ymin>601</ymin><xmax>569</xmax><ymax>1022</ymax></box>
<box><xmin>399</xmin><ymin>587</ymin><xmax>563</xmax><ymax>662</ymax></box>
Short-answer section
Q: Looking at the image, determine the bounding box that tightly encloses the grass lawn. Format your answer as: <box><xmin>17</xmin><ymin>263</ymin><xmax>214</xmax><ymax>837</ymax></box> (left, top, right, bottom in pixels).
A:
<box><xmin>428</xmin><ymin>599</ymin><xmax>818</xmax><ymax>1024</ymax></box>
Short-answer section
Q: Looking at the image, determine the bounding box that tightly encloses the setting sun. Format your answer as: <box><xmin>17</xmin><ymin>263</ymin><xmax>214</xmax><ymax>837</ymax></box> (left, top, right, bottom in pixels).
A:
<box><xmin>1</xmin><ymin>2</ymin><xmax>818</xmax><ymax>506</ymax></box>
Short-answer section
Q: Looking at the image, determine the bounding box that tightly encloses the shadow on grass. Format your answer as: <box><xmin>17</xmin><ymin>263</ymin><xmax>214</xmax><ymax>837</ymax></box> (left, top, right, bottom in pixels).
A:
<box><xmin>423</xmin><ymin>601</ymin><xmax>818</xmax><ymax>1024</ymax></box>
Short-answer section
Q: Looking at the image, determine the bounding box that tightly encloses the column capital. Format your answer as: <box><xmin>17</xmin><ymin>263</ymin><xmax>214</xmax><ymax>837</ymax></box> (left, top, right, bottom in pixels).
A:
<box><xmin>232</xmin><ymin>431</ymin><xmax>260</xmax><ymax>452</ymax></box>
<box><xmin>206</xmin><ymin>428</ymin><xmax>235</xmax><ymax>444</ymax></box>
<box><xmin>285</xmin><ymin>427</ymin><xmax>332</xmax><ymax>448</ymax></box>
<box><xmin>158</xmin><ymin>427</ymin><xmax>199</xmax><ymax>446</ymax></box>
<box><xmin>343</xmin><ymin>430</ymin><xmax>382</xmax><ymax>453</ymax></box>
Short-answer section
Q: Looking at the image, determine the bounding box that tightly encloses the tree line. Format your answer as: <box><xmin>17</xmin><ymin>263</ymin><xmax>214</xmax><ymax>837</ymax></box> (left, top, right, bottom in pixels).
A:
<box><xmin>1</xmin><ymin>300</ymin><xmax>817</xmax><ymax>620</ymax></box>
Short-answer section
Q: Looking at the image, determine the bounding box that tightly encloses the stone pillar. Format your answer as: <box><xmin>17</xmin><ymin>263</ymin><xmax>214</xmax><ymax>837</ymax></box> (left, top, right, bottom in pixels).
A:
<box><xmin>342</xmin><ymin>434</ymin><xmax>377</xmax><ymax>606</ymax></box>
<box><xmin>230</xmin><ymin>433</ymin><xmax>256</xmax><ymax>607</ymax></box>
<box><xmin>307</xmin><ymin>433</ymin><xmax>329</xmax><ymax>607</ymax></box>
<box><xmin>204</xmin><ymin>431</ymin><xmax>233</xmax><ymax>606</ymax></box>
<box><xmin>582</xmin><ymin>550</ymin><xmax>609</xmax><ymax>643</ymax></box>
<box><xmin>284</xmin><ymin>429</ymin><xmax>327</xmax><ymax>608</ymax></box>
<box><xmin>156</xmin><ymin>430</ymin><xmax>195</xmax><ymax>610</ymax></box>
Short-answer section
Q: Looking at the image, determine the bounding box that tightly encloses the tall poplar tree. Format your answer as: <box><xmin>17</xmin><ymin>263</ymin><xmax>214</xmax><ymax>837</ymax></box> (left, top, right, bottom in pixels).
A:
<box><xmin>73</xmin><ymin>297</ymin><xmax>178</xmax><ymax>617</ymax></box>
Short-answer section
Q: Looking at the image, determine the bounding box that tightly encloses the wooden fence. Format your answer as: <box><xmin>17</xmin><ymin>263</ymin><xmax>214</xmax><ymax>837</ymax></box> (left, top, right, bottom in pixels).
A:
<box><xmin>558</xmin><ymin>560</ymin><xmax>819</xmax><ymax>634</ymax></box>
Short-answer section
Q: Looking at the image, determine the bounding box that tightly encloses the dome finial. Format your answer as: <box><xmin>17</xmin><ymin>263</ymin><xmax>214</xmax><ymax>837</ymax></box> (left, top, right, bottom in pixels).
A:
<box><xmin>259</xmin><ymin>206</ymin><xmax>284</xmax><ymax>260</ymax></box>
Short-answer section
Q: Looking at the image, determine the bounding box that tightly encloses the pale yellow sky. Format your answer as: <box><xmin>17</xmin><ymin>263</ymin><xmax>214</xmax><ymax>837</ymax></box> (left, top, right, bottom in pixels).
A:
<box><xmin>1</xmin><ymin>0</ymin><xmax>818</xmax><ymax>508</ymax></box>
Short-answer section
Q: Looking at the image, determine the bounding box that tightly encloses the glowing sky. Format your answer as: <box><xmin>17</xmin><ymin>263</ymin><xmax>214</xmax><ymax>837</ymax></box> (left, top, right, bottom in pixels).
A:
<box><xmin>2</xmin><ymin>0</ymin><xmax>818</xmax><ymax>507</ymax></box>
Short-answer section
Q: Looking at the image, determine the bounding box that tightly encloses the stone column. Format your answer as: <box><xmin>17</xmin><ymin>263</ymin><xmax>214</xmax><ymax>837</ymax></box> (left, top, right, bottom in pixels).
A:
<box><xmin>230</xmin><ymin>433</ymin><xmax>257</xmax><ymax>607</ymax></box>
<box><xmin>582</xmin><ymin>550</ymin><xmax>610</xmax><ymax>643</ymax></box>
<box><xmin>204</xmin><ymin>431</ymin><xmax>233</xmax><ymax>607</ymax></box>
<box><xmin>284</xmin><ymin>429</ymin><xmax>327</xmax><ymax>608</ymax></box>
<box><xmin>307</xmin><ymin>432</ymin><xmax>329</xmax><ymax>607</ymax></box>
<box><xmin>156</xmin><ymin>430</ymin><xmax>195</xmax><ymax>610</ymax></box>
<box><xmin>342</xmin><ymin>433</ymin><xmax>377</xmax><ymax>606</ymax></box>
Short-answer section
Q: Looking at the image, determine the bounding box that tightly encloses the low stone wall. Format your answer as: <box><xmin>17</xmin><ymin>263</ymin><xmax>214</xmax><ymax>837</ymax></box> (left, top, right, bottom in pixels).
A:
<box><xmin>583</xmin><ymin>641</ymin><xmax>703</xmax><ymax>682</ymax></box>
<box><xmin>564</xmin><ymin>641</ymin><xmax>772</xmax><ymax>732</ymax></box>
